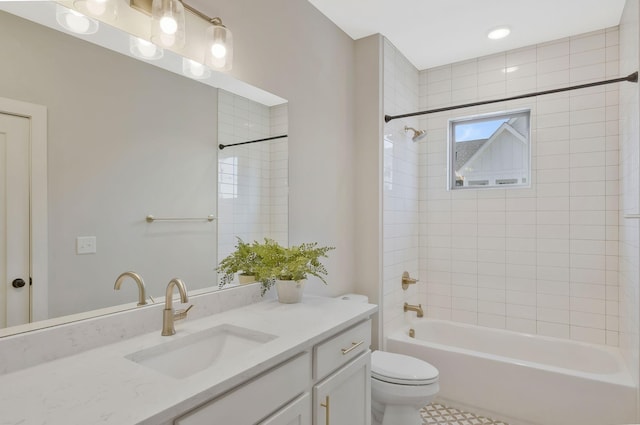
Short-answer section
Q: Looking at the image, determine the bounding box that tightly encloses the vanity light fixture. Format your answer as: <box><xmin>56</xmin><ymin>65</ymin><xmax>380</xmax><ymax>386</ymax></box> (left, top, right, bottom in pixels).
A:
<box><xmin>56</xmin><ymin>4</ymin><xmax>99</xmax><ymax>35</ymax></box>
<box><xmin>129</xmin><ymin>35</ymin><xmax>164</xmax><ymax>60</ymax></box>
<box><xmin>182</xmin><ymin>58</ymin><xmax>211</xmax><ymax>79</ymax></box>
<box><xmin>487</xmin><ymin>26</ymin><xmax>510</xmax><ymax>40</ymax></box>
<box><xmin>205</xmin><ymin>17</ymin><xmax>233</xmax><ymax>71</ymax></box>
<box><xmin>74</xmin><ymin>0</ymin><xmax>118</xmax><ymax>22</ymax></box>
<box><xmin>151</xmin><ymin>0</ymin><xmax>185</xmax><ymax>48</ymax></box>
<box><xmin>130</xmin><ymin>0</ymin><xmax>233</xmax><ymax>71</ymax></box>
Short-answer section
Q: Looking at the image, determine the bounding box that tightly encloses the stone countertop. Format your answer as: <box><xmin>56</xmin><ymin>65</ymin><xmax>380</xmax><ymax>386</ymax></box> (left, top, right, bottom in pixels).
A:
<box><xmin>0</xmin><ymin>296</ymin><xmax>377</xmax><ymax>425</ymax></box>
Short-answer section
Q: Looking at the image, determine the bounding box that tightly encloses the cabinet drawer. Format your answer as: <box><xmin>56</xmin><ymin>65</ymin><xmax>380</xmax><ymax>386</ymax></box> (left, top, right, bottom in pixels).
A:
<box><xmin>175</xmin><ymin>352</ymin><xmax>311</xmax><ymax>425</ymax></box>
<box><xmin>313</xmin><ymin>319</ymin><xmax>371</xmax><ymax>381</ymax></box>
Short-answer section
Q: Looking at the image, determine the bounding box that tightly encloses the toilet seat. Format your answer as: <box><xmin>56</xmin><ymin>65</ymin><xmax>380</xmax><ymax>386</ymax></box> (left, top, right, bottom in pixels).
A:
<box><xmin>371</xmin><ymin>351</ymin><xmax>439</xmax><ymax>386</ymax></box>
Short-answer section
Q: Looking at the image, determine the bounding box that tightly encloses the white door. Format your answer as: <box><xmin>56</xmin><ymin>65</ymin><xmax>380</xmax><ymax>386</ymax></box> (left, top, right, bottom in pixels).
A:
<box><xmin>0</xmin><ymin>112</ymin><xmax>30</xmax><ymax>328</ymax></box>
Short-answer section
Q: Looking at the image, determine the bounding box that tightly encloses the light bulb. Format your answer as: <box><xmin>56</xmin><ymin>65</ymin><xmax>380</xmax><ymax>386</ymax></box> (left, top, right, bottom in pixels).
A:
<box><xmin>160</xmin><ymin>15</ymin><xmax>178</xmax><ymax>35</ymax></box>
<box><xmin>211</xmin><ymin>43</ymin><xmax>226</xmax><ymax>59</ymax></box>
<box><xmin>151</xmin><ymin>0</ymin><xmax>185</xmax><ymax>48</ymax></box>
<box><xmin>205</xmin><ymin>22</ymin><xmax>233</xmax><ymax>71</ymax></box>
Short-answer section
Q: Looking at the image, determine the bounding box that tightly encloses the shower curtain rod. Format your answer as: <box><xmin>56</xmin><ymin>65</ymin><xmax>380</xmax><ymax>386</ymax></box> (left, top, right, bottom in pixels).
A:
<box><xmin>384</xmin><ymin>71</ymin><xmax>638</xmax><ymax>123</ymax></box>
<box><xmin>218</xmin><ymin>134</ymin><xmax>288</xmax><ymax>150</ymax></box>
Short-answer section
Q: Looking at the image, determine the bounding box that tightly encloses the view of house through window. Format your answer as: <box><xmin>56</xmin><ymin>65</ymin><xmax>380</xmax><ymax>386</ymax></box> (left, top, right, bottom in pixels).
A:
<box><xmin>449</xmin><ymin>109</ymin><xmax>530</xmax><ymax>189</ymax></box>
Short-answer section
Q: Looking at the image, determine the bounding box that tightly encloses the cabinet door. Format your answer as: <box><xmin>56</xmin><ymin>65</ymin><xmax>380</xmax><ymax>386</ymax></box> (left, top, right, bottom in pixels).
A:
<box><xmin>313</xmin><ymin>351</ymin><xmax>371</xmax><ymax>425</ymax></box>
<box><xmin>260</xmin><ymin>393</ymin><xmax>311</xmax><ymax>425</ymax></box>
<box><xmin>175</xmin><ymin>353</ymin><xmax>311</xmax><ymax>425</ymax></box>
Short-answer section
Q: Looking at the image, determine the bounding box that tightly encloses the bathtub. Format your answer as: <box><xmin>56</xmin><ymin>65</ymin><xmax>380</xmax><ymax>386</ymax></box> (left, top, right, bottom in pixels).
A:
<box><xmin>386</xmin><ymin>319</ymin><xmax>637</xmax><ymax>425</ymax></box>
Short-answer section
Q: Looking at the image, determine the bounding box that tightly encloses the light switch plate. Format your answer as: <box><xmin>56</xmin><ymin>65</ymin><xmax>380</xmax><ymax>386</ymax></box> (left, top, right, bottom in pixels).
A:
<box><xmin>76</xmin><ymin>236</ymin><xmax>97</xmax><ymax>254</ymax></box>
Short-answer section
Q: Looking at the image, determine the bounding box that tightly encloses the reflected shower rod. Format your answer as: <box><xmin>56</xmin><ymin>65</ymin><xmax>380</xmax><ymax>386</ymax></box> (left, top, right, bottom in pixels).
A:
<box><xmin>384</xmin><ymin>71</ymin><xmax>639</xmax><ymax>123</ymax></box>
<box><xmin>218</xmin><ymin>134</ymin><xmax>288</xmax><ymax>150</ymax></box>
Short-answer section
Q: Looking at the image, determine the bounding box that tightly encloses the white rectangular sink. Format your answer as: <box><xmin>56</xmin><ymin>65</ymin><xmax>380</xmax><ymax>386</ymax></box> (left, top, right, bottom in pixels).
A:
<box><xmin>125</xmin><ymin>324</ymin><xmax>277</xmax><ymax>379</ymax></box>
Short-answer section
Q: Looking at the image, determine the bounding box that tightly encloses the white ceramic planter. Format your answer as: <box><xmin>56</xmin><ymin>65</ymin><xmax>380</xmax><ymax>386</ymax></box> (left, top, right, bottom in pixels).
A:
<box><xmin>238</xmin><ymin>274</ymin><xmax>256</xmax><ymax>285</ymax></box>
<box><xmin>275</xmin><ymin>279</ymin><xmax>306</xmax><ymax>303</ymax></box>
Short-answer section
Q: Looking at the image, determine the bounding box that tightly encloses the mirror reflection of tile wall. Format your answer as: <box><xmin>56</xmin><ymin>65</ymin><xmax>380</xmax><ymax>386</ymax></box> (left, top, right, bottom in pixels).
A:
<box><xmin>217</xmin><ymin>90</ymin><xmax>288</xmax><ymax>282</ymax></box>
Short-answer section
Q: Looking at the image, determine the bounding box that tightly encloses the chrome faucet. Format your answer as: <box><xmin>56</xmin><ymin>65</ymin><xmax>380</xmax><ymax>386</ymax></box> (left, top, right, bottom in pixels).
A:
<box><xmin>404</xmin><ymin>302</ymin><xmax>424</xmax><ymax>318</ymax></box>
<box><xmin>162</xmin><ymin>278</ymin><xmax>193</xmax><ymax>336</ymax></box>
<box><xmin>114</xmin><ymin>271</ymin><xmax>151</xmax><ymax>306</ymax></box>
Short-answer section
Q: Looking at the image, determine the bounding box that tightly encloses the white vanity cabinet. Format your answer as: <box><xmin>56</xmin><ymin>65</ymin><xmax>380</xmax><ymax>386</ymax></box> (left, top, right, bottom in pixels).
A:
<box><xmin>313</xmin><ymin>353</ymin><xmax>371</xmax><ymax>425</ymax></box>
<box><xmin>174</xmin><ymin>319</ymin><xmax>372</xmax><ymax>425</ymax></box>
<box><xmin>0</xmin><ymin>296</ymin><xmax>377</xmax><ymax>425</ymax></box>
<box><xmin>174</xmin><ymin>353</ymin><xmax>311</xmax><ymax>425</ymax></box>
<box><xmin>260</xmin><ymin>393</ymin><xmax>312</xmax><ymax>425</ymax></box>
<box><xmin>313</xmin><ymin>319</ymin><xmax>372</xmax><ymax>425</ymax></box>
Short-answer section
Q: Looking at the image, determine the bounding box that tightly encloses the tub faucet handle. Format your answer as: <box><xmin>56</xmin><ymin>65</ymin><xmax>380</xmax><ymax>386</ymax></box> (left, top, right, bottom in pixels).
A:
<box><xmin>401</xmin><ymin>271</ymin><xmax>419</xmax><ymax>290</ymax></box>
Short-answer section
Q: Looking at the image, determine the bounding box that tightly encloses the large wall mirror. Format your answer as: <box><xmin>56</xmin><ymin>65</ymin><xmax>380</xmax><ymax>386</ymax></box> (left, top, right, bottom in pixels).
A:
<box><xmin>217</xmin><ymin>90</ymin><xmax>289</xmax><ymax>276</ymax></box>
<box><xmin>0</xmin><ymin>2</ymin><xmax>288</xmax><ymax>336</ymax></box>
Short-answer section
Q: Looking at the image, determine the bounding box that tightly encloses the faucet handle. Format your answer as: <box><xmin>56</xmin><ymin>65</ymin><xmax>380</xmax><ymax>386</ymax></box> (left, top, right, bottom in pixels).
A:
<box><xmin>401</xmin><ymin>271</ymin><xmax>419</xmax><ymax>290</ymax></box>
<box><xmin>174</xmin><ymin>304</ymin><xmax>194</xmax><ymax>321</ymax></box>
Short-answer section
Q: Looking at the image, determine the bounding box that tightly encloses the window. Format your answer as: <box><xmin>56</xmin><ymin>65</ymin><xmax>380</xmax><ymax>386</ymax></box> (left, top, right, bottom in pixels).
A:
<box><xmin>448</xmin><ymin>109</ymin><xmax>530</xmax><ymax>190</ymax></box>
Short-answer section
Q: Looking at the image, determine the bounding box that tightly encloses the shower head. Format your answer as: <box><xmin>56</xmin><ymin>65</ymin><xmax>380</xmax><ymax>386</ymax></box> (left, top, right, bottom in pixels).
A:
<box><xmin>404</xmin><ymin>126</ymin><xmax>427</xmax><ymax>142</ymax></box>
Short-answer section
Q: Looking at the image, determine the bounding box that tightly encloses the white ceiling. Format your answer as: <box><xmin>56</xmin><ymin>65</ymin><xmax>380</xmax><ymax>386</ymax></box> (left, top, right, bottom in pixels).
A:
<box><xmin>307</xmin><ymin>0</ymin><xmax>627</xmax><ymax>70</ymax></box>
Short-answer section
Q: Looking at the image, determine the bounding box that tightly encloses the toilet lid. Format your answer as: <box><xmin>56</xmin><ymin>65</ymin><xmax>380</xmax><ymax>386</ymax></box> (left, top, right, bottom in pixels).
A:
<box><xmin>371</xmin><ymin>351</ymin><xmax>439</xmax><ymax>385</ymax></box>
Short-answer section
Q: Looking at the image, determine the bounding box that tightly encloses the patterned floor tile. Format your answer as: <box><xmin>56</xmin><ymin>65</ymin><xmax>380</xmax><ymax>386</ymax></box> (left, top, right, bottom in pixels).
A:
<box><xmin>421</xmin><ymin>403</ymin><xmax>509</xmax><ymax>425</ymax></box>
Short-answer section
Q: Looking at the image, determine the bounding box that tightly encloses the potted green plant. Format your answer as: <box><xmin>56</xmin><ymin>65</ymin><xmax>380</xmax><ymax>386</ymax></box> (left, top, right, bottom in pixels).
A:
<box><xmin>253</xmin><ymin>239</ymin><xmax>334</xmax><ymax>303</ymax></box>
<box><xmin>216</xmin><ymin>237</ymin><xmax>260</xmax><ymax>287</ymax></box>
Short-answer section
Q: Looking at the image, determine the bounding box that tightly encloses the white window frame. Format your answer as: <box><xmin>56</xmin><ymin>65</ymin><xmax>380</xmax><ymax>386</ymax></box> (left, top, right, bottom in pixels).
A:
<box><xmin>447</xmin><ymin>108</ymin><xmax>531</xmax><ymax>191</ymax></box>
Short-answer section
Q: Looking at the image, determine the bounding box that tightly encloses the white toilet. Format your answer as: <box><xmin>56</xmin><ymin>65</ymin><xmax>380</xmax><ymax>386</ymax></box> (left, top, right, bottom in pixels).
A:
<box><xmin>338</xmin><ymin>294</ymin><xmax>440</xmax><ymax>425</ymax></box>
<box><xmin>371</xmin><ymin>350</ymin><xmax>439</xmax><ymax>425</ymax></box>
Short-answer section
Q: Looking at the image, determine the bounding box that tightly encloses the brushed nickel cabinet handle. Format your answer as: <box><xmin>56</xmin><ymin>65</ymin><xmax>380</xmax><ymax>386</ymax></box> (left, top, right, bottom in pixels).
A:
<box><xmin>320</xmin><ymin>395</ymin><xmax>330</xmax><ymax>425</ymax></box>
<box><xmin>341</xmin><ymin>340</ymin><xmax>364</xmax><ymax>355</ymax></box>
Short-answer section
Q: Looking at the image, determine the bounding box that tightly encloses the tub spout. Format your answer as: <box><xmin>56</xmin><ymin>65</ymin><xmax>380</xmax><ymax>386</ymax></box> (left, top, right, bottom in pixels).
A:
<box><xmin>404</xmin><ymin>302</ymin><xmax>424</xmax><ymax>318</ymax></box>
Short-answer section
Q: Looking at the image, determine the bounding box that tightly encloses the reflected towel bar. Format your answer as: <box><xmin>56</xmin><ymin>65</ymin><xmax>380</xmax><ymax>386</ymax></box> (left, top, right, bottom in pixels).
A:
<box><xmin>384</xmin><ymin>72</ymin><xmax>638</xmax><ymax>123</ymax></box>
<box><xmin>146</xmin><ymin>215</ymin><xmax>215</xmax><ymax>223</ymax></box>
<box><xmin>218</xmin><ymin>134</ymin><xmax>288</xmax><ymax>150</ymax></box>
<box><xmin>624</xmin><ymin>214</ymin><xmax>640</xmax><ymax>219</ymax></box>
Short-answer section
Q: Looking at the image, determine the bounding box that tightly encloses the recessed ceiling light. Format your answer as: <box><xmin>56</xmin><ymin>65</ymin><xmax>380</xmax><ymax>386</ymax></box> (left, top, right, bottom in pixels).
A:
<box><xmin>488</xmin><ymin>26</ymin><xmax>511</xmax><ymax>40</ymax></box>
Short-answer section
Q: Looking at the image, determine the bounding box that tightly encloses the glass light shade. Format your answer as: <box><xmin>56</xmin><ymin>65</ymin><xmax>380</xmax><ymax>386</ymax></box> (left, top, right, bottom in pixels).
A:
<box><xmin>182</xmin><ymin>58</ymin><xmax>211</xmax><ymax>80</ymax></box>
<box><xmin>151</xmin><ymin>0</ymin><xmax>185</xmax><ymax>49</ymax></box>
<box><xmin>73</xmin><ymin>0</ymin><xmax>117</xmax><ymax>22</ymax></box>
<box><xmin>205</xmin><ymin>24</ymin><xmax>233</xmax><ymax>71</ymax></box>
<box><xmin>129</xmin><ymin>36</ymin><xmax>164</xmax><ymax>60</ymax></box>
<box><xmin>56</xmin><ymin>4</ymin><xmax>99</xmax><ymax>35</ymax></box>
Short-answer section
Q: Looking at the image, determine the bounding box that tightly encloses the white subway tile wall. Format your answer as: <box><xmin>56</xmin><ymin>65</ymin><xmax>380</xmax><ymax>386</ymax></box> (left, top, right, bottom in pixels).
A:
<box><xmin>382</xmin><ymin>38</ymin><xmax>422</xmax><ymax>342</ymax></box>
<box><xmin>618</xmin><ymin>0</ymin><xmax>640</xmax><ymax>385</ymax></box>
<box><xmin>417</xmin><ymin>28</ymin><xmax>621</xmax><ymax>346</ymax></box>
<box><xmin>217</xmin><ymin>90</ymin><xmax>289</xmax><ymax>280</ymax></box>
